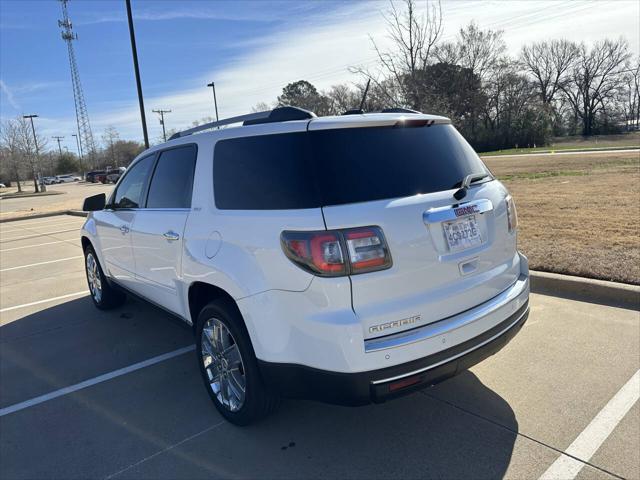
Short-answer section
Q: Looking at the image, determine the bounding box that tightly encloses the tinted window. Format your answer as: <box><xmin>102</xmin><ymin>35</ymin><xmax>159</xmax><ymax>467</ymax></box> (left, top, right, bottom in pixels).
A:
<box><xmin>213</xmin><ymin>124</ymin><xmax>488</xmax><ymax>209</ymax></box>
<box><xmin>112</xmin><ymin>155</ymin><xmax>154</xmax><ymax>208</ymax></box>
<box><xmin>214</xmin><ymin>133</ymin><xmax>319</xmax><ymax>209</ymax></box>
<box><xmin>147</xmin><ymin>146</ymin><xmax>197</xmax><ymax>208</ymax></box>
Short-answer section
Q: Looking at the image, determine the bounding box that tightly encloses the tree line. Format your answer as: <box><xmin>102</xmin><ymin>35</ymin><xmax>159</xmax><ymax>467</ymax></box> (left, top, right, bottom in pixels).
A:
<box><xmin>257</xmin><ymin>0</ymin><xmax>640</xmax><ymax>152</ymax></box>
<box><xmin>0</xmin><ymin>120</ymin><xmax>144</xmax><ymax>191</ymax></box>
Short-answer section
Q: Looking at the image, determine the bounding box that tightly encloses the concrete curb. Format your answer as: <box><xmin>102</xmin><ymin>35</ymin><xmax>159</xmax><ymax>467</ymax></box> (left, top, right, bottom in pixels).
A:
<box><xmin>0</xmin><ymin>191</ymin><xmax>64</xmax><ymax>200</ymax></box>
<box><xmin>0</xmin><ymin>210</ymin><xmax>88</xmax><ymax>223</ymax></box>
<box><xmin>530</xmin><ymin>270</ymin><xmax>640</xmax><ymax>310</ymax></box>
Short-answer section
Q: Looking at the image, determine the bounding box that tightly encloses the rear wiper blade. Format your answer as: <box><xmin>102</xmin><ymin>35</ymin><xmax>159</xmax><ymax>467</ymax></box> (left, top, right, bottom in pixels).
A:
<box><xmin>453</xmin><ymin>173</ymin><xmax>492</xmax><ymax>200</ymax></box>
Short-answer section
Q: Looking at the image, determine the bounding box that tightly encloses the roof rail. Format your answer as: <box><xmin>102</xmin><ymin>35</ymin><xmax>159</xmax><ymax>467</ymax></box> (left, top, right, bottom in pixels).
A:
<box><xmin>380</xmin><ymin>108</ymin><xmax>422</xmax><ymax>114</ymax></box>
<box><xmin>169</xmin><ymin>106</ymin><xmax>315</xmax><ymax>140</ymax></box>
<box><xmin>342</xmin><ymin>109</ymin><xmax>364</xmax><ymax>115</ymax></box>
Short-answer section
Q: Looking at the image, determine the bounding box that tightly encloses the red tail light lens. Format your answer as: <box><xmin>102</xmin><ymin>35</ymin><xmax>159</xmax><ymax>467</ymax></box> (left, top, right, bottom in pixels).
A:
<box><xmin>281</xmin><ymin>231</ymin><xmax>346</xmax><ymax>276</ymax></box>
<box><xmin>281</xmin><ymin>226</ymin><xmax>392</xmax><ymax>277</ymax></box>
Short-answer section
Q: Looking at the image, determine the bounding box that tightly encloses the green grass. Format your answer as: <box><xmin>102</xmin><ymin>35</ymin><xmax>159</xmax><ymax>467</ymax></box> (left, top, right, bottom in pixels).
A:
<box><xmin>480</xmin><ymin>145</ymin><xmax>639</xmax><ymax>156</ymax></box>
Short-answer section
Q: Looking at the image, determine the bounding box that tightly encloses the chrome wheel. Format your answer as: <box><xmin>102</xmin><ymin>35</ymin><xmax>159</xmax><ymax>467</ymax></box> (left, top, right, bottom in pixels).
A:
<box><xmin>201</xmin><ymin>318</ymin><xmax>246</xmax><ymax>412</ymax></box>
<box><xmin>86</xmin><ymin>252</ymin><xmax>102</xmax><ymax>303</ymax></box>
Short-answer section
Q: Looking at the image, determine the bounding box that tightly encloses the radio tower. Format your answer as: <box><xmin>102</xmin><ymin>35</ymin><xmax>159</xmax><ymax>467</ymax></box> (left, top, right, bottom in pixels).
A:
<box><xmin>58</xmin><ymin>0</ymin><xmax>96</xmax><ymax>165</ymax></box>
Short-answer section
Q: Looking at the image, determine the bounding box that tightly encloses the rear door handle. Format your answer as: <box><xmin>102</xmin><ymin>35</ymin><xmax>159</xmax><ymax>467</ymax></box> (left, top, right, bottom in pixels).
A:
<box><xmin>120</xmin><ymin>225</ymin><xmax>129</xmax><ymax>234</ymax></box>
<box><xmin>163</xmin><ymin>230</ymin><xmax>180</xmax><ymax>241</ymax></box>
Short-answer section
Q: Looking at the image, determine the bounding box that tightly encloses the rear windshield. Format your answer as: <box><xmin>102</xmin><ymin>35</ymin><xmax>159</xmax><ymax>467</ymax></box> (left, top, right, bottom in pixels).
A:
<box><xmin>213</xmin><ymin>124</ymin><xmax>488</xmax><ymax>210</ymax></box>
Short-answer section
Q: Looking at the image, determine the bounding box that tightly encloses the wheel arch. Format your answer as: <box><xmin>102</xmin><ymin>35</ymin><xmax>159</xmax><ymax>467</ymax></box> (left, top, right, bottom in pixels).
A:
<box><xmin>188</xmin><ymin>282</ymin><xmax>242</xmax><ymax>332</ymax></box>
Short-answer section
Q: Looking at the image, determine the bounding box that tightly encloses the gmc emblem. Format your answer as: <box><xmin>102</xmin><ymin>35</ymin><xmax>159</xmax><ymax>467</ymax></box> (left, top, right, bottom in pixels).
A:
<box><xmin>454</xmin><ymin>205</ymin><xmax>480</xmax><ymax>217</ymax></box>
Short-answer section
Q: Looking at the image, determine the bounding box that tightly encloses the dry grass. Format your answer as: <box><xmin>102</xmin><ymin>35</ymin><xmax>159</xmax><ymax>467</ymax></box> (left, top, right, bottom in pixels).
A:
<box><xmin>485</xmin><ymin>151</ymin><xmax>640</xmax><ymax>284</ymax></box>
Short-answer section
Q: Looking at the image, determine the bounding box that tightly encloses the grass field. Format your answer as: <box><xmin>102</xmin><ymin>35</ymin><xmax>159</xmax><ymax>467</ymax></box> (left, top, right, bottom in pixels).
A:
<box><xmin>484</xmin><ymin>150</ymin><xmax>640</xmax><ymax>285</ymax></box>
<box><xmin>481</xmin><ymin>131</ymin><xmax>640</xmax><ymax>156</ymax></box>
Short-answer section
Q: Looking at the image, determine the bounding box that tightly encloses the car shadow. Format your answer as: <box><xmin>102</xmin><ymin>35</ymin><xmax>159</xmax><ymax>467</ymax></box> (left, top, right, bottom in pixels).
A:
<box><xmin>1</xmin><ymin>296</ymin><xmax>518</xmax><ymax>479</ymax></box>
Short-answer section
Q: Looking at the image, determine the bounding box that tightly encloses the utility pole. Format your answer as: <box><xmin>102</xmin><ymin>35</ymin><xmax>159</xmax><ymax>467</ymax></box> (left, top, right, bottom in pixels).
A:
<box><xmin>52</xmin><ymin>136</ymin><xmax>64</xmax><ymax>175</ymax></box>
<box><xmin>207</xmin><ymin>82</ymin><xmax>219</xmax><ymax>121</ymax></box>
<box><xmin>52</xmin><ymin>136</ymin><xmax>64</xmax><ymax>155</ymax></box>
<box><xmin>153</xmin><ymin>109</ymin><xmax>171</xmax><ymax>142</ymax></box>
<box><xmin>126</xmin><ymin>0</ymin><xmax>149</xmax><ymax>149</ymax></box>
<box><xmin>23</xmin><ymin>114</ymin><xmax>42</xmax><ymax>193</ymax></box>
<box><xmin>72</xmin><ymin>133</ymin><xmax>84</xmax><ymax>176</ymax></box>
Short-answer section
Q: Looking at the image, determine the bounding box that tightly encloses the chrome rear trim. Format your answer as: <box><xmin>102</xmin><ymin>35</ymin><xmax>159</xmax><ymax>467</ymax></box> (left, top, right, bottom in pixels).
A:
<box><xmin>371</xmin><ymin>305</ymin><xmax>529</xmax><ymax>385</ymax></box>
<box><xmin>423</xmin><ymin>198</ymin><xmax>493</xmax><ymax>224</ymax></box>
<box><xmin>364</xmin><ymin>274</ymin><xmax>528</xmax><ymax>353</ymax></box>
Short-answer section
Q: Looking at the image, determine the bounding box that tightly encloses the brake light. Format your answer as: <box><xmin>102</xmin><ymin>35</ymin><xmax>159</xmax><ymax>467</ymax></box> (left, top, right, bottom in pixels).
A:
<box><xmin>505</xmin><ymin>194</ymin><xmax>518</xmax><ymax>232</ymax></box>
<box><xmin>281</xmin><ymin>226</ymin><xmax>392</xmax><ymax>277</ymax></box>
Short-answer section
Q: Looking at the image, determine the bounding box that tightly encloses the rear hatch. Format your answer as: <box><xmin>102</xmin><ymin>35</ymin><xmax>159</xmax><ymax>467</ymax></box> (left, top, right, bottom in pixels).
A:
<box><xmin>308</xmin><ymin>116</ymin><xmax>521</xmax><ymax>340</ymax></box>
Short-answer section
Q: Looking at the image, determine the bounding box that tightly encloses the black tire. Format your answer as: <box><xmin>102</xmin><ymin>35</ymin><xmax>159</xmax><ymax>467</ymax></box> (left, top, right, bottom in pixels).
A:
<box><xmin>84</xmin><ymin>244</ymin><xmax>126</xmax><ymax>310</ymax></box>
<box><xmin>196</xmin><ymin>299</ymin><xmax>280</xmax><ymax>426</ymax></box>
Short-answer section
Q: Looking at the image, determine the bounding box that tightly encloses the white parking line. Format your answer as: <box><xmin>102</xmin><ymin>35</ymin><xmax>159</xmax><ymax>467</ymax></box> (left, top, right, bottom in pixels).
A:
<box><xmin>0</xmin><ymin>255</ymin><xmax>83</xmax><ymax>272</ymax></box>
<box><xmin>0</xmin><ymin>345</ymin><xmax>196</xmax><ymax>417</ymax></box>
<box><xmin>0</xmin><ymin>240</ymin><xmax>77</xmax><ymax>252</ymax></box>
<box><xmin>1</xmin><ymin>221</ymin><xmax>82</xmax><ymax>234</ymax></box>
<box><xmin>0</xmin><ymin>291</ymin><xmax>88</xmax><ymax>313</ymax></box>
<box><xmin>539</xmin><ymin>369</ymin><xmax>640</xmax><ymax>480</ymax></box>
<box><xmin>0</xmin><ymin>228</ymin><xmax>79</xmax><ymax>242</ymax></box>
<box><xmin>1</xmin><ymin>216</ymin><xmax>84</xmax><ymax>228</ymax></box>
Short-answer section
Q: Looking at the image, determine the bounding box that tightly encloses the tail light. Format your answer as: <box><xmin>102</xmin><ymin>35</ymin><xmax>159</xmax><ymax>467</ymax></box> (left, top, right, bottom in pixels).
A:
<box><xmin>505</xmin><ymin>194</ymin><xmax>518</xmax><ymax>233</ymax></box>
<box><xmin>281</xmin><ymin>226</ymin><xmax>392</xmax><ymax>277</ymax></box>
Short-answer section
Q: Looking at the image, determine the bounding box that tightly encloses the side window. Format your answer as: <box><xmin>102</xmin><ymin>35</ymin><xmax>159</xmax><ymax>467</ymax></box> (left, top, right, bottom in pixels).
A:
<box><xmin>146</xmin><ymin>145</ymin><xmax>197</xmax><ymax>209</ymax></box>
<box><xmin>112</xmin><ymin>155</ymin><xmax>155</xmax><ymax>208</ymax></box>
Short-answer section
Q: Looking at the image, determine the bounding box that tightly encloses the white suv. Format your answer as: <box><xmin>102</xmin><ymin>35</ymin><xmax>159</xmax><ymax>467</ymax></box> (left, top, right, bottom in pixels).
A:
<box><xmin>81</xmin><ymin>107</ymin><xmax>529</xmax><ymax>425</ymax></box>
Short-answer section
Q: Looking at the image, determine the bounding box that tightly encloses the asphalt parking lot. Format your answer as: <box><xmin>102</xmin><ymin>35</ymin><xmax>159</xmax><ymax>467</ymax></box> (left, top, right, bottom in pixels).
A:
<box><xmin>1</xmin><ymin>214</ymin><xmax>638</xmax><ymax>480</ymax></box>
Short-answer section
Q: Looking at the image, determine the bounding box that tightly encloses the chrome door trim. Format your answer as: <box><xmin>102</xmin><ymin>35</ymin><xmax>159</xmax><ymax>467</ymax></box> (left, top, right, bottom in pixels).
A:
<box><xmin>423</xmin><ymin>198</ymin><xmax>493</xmax><ymax>224</ymax></box>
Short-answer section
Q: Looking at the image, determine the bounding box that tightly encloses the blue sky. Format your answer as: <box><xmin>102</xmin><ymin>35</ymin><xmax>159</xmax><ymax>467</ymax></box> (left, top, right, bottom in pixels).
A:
<box><xmin>1</xmin><ymin>0</ymin><xmax>638</xmax><ymax>152</ymax></box>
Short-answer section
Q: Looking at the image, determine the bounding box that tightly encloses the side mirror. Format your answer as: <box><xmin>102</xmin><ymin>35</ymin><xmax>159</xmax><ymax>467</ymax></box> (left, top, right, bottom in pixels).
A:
<box><xmin>83</xmin><ymin>193</ymin><xmax>106</xmax><ymax>211</ymax></box>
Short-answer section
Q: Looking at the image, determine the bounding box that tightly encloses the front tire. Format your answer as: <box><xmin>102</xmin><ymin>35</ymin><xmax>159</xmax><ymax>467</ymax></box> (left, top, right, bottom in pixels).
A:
<box><xmin>84</xmin><ymin>245</ymin><xmax>126</xmax><ymax>310</ymax></box>
<box><xmin>196</xmin><ymin>299</ymin><xmax>279</xmax><ymax>425</ymax></box>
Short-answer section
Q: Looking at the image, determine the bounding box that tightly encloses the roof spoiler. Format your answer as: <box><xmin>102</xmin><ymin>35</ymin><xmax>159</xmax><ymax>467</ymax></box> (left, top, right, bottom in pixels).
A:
<box><xmin>169</xmin><ymin>106</ymin><xmax>316</xmax><ymax>140</ymax></box>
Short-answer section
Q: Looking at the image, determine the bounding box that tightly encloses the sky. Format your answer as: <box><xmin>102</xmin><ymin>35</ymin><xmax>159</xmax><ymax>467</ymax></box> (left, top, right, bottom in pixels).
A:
<box><xmin>0</xmin><ymin>0</ymin><xmax>638</xmax><ymax>152</ymax></box>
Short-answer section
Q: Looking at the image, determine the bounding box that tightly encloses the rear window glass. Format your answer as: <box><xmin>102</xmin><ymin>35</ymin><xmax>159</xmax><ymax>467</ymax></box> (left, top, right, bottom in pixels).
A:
<box><xmin>213</xmin><ymin>124</ymin><xmax>488</xmax><ymax>209</ymax></box>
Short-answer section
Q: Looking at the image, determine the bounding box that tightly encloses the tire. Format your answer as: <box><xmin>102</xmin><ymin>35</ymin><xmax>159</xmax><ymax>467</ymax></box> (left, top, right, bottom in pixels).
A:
<box><xmin>196</xmin><ymin>299</ymin><xmax>280</xmax><ymax>426</ymax></box>
<box><xmin>84</xmin><ymin>245</ymin><xmax>126</xmax><ymax>310</ymax></box>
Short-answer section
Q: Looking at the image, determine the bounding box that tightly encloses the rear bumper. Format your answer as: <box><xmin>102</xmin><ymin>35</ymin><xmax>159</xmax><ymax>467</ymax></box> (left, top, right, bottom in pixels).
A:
<box><xmin>258</xmin><ymin>301</ymin><xmax>529</xmax><ymax>405</ymax></box>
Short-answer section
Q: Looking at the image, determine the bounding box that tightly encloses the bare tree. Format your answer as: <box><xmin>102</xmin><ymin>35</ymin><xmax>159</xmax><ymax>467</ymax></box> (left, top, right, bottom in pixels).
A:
<box><xmin>0</xmin><ymin>119</ymin><xmax>24</xmax><ymax>191</ymax></box>
<box><xmin>351</xmin><ymin>0</ymin><xmax>443</xmax><ymax>109</ymax></box>
<box><xmin>456</xmin><ymin>22</ymin><xmax>507</xmax><ymax>83</ymax></box>
<box><xmin>561</xmin><ymin>38</ymin><xmax>631</xmax><ymax>135</ymax></box>
<box><xmin>15</xmin><ymin>117</ymin><xmax>46</xmax><ymax>192</ymax></box>
<box><xmin>520</xmin><ymin>39</ymin><xmax>580</xmax><ymax>106</ymax></box>
<box><xmin>102</xmin><ymin>126</ymin><xmax>120</xmax><ymax>167</ymax></box>
<box><xmin>620</xmin><ymin>59</ymin><xmax>640</xmax><ymax>130</ymax></box>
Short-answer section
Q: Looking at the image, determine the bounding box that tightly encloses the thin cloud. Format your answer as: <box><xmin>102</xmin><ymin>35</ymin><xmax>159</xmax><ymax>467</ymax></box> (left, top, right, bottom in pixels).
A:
<box><xmin>0</xmin><ymin>79</ymin><xmax>20</xmax><ymax>110</ymax></box>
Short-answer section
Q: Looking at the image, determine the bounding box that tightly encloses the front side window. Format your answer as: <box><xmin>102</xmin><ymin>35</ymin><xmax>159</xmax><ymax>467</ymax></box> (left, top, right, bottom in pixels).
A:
<box><xmin>146</xmin><ymin>145</ymin><xmax>197</xmax><ymax>209</ymax></box>
<box><xmin>112</xmin><ymin>155</ymin><xmax>155</xmax><ymax>208</ymax></box>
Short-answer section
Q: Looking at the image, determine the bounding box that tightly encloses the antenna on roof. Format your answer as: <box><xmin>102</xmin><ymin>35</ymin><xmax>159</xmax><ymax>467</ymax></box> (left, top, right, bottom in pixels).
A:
<box><xmin>359</xmin><ymin>79</ymin><xmax>371</xmax><ymax>111</ymax></box>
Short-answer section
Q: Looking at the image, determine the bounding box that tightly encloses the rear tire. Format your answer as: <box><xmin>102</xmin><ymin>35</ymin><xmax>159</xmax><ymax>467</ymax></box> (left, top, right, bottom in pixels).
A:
<box><xmin>84</xmin><ymin>245</ymin><xmax>126</xmax><ymax>310</ymax></box>
<box><xmin>196</xmin><ymin>299</ymin><xmax>280</xmax><ymax>426</ymax></box>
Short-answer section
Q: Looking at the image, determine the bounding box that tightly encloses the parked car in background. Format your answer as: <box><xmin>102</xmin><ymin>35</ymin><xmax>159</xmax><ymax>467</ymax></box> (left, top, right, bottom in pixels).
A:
<box><xmin>85</xmin><ymin>170</ymin><xmax>106</xmax><ymax>183</ymax></box>
<box><xmin>40</xmin><ymin>176</ymin><xmax>58</xmax><ymax>185</ymax></box>
<box><xmin>105</xmin><ymin>167</ymin><xmax>126</xmax><ymax>183</ymax></box>
<box><xmin>0</xmin><ymin>183</ymin><xmax>6</xmax><ymax>188</ymax></box>
<box><xmin>80</xmin><ymin>106</ymin><xmax>529</xmax><ymax>426</ymax></box>
<box><xmin>56</xmin><ymin>175</ymin><xmax>78</xmax><ymax>183</ymax></box>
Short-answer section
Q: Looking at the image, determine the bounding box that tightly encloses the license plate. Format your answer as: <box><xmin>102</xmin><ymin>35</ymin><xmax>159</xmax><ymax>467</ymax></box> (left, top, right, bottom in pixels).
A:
<box><xmin>443</xmin><ymin>215</ymin><xmax>482</xmax><ymax>252</ymax></box>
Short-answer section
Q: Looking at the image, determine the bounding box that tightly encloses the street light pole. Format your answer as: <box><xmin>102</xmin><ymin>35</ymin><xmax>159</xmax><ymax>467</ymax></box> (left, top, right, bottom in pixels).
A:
<box><xmin>23</xmin><ymin>114</ymin><xmax>41</xmax><ymax>193</ymax></box>
<box><xmin>126</xmin><ymin>0</ymin><xmax>149</xmax><ymax>149</ymax></box>
<box><xmin>72</xmin><ymin>133</ymin><xmax>84</xmax><ymax>177</ymax></box>
<box><xmin>207</xmin><ymin>82</ymin><xmax>219</xmax><ymax>121</ymax></box>
<box><xmin>152</xmin><ymin>109</ymin><xmax>171</xmax><ymax>142</ymax></box>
